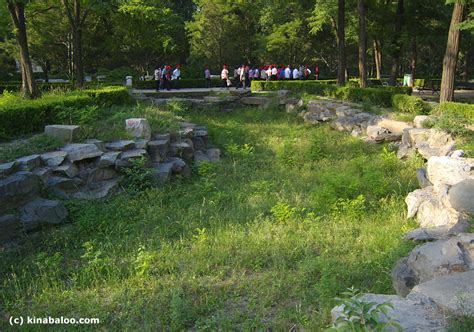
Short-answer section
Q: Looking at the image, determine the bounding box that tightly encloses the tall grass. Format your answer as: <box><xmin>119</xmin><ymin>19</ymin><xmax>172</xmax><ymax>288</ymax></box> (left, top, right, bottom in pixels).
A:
<box><xmin>0</xmin><ymin>105</ymin><xmax>422</xmax><ymax>330</ymax></box>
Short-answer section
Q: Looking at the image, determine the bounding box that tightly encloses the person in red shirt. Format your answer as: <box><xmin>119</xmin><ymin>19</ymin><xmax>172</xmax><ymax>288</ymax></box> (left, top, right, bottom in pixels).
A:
<box><xmin>314</xmin><ymin>65</ymin><xmax>320</xmax><ymax>80</ymax></box>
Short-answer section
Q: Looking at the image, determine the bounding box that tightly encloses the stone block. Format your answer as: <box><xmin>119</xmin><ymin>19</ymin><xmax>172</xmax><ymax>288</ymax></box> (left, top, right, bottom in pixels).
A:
<box><xmin>125</xmin><ymin>118</ymin><xmax>151</xmax><ymax>140</ymax></box>
<box><xmin>20</xmin><ymin>198</ymin><xmax>68</xmax><ymax>231</ymax></box>
<box><xmin>61</xmin><ymin>144</ymin><xmax>103</xmax><ymax>162</ymax></box>
<box><xmin>45</xmin><ymin>125</ymin><xmax>80</xmax><ymax>143</ymax></box>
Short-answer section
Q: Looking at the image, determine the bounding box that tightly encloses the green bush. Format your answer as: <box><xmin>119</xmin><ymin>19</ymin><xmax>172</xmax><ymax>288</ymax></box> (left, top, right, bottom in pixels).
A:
<box><xmin>433</xmin><ymin>102</ymin><xmax>474</xmax><ymax>136</ymax></box>
<box><xmin>134</xmin><ymin>78</ymin><xmax>224</xmax><ymax>89</ymax></box>
<box><xmin>0</xmin><ymin>87</ymin><xmax>129</xmax><ymax>140</ymax></box>
<box><xmin>252</xmin><ymin>81</ymin><xmax>411</xmax><ymax>107</ymax></box>
<box><xmin>392</xmin><ymin>94</ymin><xmax>430</xmax><ymax>114</ymax></box>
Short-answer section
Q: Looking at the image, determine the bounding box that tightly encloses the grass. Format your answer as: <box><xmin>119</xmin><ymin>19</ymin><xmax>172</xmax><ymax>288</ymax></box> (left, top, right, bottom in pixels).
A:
<box><xmin>0</xmin><ymin>104</ymin><xmax>425</xmax><ymax>330</ymax></box>
<box><xmin>0</xmin><ymin>134</ymin><xmax>63</xmax><ymax>163</ymax></box>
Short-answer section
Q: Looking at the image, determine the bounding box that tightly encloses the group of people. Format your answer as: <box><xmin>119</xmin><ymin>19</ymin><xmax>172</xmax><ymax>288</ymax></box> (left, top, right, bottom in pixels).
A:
<box><xmin>153</xmin><ymin>63</ymin><xmax>320</xmax><ymax>91</ymax></box>
<box><xmin>220</xmin><ymin>64</ymin><xmax>320</xmax><ymax>89</ymax></box>
<box><xmin>154</xmin><ymin>64</ymin><xmax>181</xmax><ymax>90</ymax></box>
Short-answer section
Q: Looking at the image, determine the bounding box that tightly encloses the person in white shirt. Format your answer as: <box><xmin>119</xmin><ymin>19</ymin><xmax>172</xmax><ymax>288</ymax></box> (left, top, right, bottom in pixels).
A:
<box><xmin>261</xmin><ymin>67</ymin><xmax>267</xmax><ymax>80</ymax></box>
<box><xmin>284</xmin><ymin>66</ymin><xmax>291</xmax><ymax>80</ymax></box>
<box><xmin>292</xmin><ymin>68</ymin><xmax>299</xmax><ymax>80</ymax></box>
<box><xmin>271</xmin><ymin>66</ymin><xmax>278</xmax><ymax>80</ymax></box>
<box><xmin>266</xmin><ymin>66</ymin><xmax>272</xmax><ymax>81</ymax></box>
<box><xmin>238</xmin><ymin>65</ymin><xmax>246</xmax><ymax>89</ymax></box>
<box><xmin>221</xmin><ymin>65</ymin><xmax>229</xmax><ymax>89</ymax></box>
<box><xmin>172</xmin><ymin>65</ymin><xmax>181</xmax><ymax>80</ymax></box>
<box><xmin>154</xmin><ymin>67</ymin><xmax>162</xmax><ymax>90</ymax></box>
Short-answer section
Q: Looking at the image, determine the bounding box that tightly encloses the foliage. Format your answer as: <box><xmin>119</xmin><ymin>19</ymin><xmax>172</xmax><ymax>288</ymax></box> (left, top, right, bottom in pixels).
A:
<box><xmin>0</xmin><ymin>134</ymin><xmax>62</xmax><ymax>162</ymax></box>
<box><xmin>121</xmin><ymin>157</ymin><xmax>155</xmax><ymax>194</ymax></box>
<box><xmin>134</xmin><ymin>78</ymin><xmax>224</xmax><ymax>89</ymax></box>
<box><xmin>392</xmin><ymin>94</ymin><xmax>431</xmax><ymax>114</ymax></box>
<box><xmin>328</xmin><ymin>287</ymin><xmax>402</xmax><ymax>331</ymax></box>
<box><xmin>0</xmin><ymin>105</ymin><xmax>420</xmax><ymax>330</ymax></box>
<box><xmin>433</xmin><ymin>102</ymin><xmax>474</xmax><ymax>136</ymax></box>
<box><xmin>0</xmin><ymin>87</ymin><xmax>129</xmax><ymax>140</ymax></box>
<box><xmin>252</xmin><ymin>81</ymin><xmax>412</xmax><ymax>107</ymax></box>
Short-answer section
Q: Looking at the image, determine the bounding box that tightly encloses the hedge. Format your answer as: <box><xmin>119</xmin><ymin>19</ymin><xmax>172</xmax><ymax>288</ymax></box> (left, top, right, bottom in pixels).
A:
<box><xmin>0</xmin><ymin>86</ymin><xmax>129</xmax><ymax>140</ymax></box>
<box><xmin>392</xmin><ymin>94</ymin><xmax>430</xmax><ymax>114</ymax></box>
<box><xmin>133</xmin><ymin>78</ymin><xmax>224</xmax><ymax>89</ymax></box>
<box><xmin>251</xmin><ymin>80</ymin><xmax>412</xmax><ymax>107</ymax></box>
<box><xmin>0</xmin><ymin>82</ymin><xmax>123</xmax><ymax>94</ymax></box>
<box><xmin>435</xmin><ymin>102</ymin><xmax>474</xmax><ymax>123</ymax></box>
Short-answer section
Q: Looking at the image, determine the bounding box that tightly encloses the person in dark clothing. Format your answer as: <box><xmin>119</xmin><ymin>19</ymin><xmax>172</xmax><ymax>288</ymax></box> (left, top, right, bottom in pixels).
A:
<box><xmin>204</xmin><ymin>66</ymin><xmax>211</xmax><ymax>88</ymax></box>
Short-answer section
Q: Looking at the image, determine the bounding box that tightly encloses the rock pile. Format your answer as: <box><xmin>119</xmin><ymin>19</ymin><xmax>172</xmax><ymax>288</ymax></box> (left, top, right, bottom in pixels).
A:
<box><xmin>287</xmin><ymin>97</ymin><xmax>473</xmax><ymax>329</ymax></box>
<box><xmin>0</xmin><ymin>119</ymin><xmax>220</xmax><ymax>243</ymax></box>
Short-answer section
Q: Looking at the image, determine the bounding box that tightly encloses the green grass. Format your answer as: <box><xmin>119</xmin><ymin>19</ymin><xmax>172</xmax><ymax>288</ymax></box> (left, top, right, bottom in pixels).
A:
<box><xmin>0</xmin><ymin>105</ymin><xmax>423</xmax><ymax>330</ymax></box>
<box><xmin>0</xmin><ymin>134</ymin><xmax>63</xmax><ymax>162</ymax></box>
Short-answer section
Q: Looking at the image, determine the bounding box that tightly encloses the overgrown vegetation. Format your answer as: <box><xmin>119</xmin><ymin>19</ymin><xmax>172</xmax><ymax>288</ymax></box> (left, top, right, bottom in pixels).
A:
<box><xmin>0</xmin><ymin>87</ymin><xmax>129</xmax><ymax>140</ymax></box>
<box><xmin>0</xmin><ymin>105</ymin><xmax>422</xmax><ymax>330</ymax></box>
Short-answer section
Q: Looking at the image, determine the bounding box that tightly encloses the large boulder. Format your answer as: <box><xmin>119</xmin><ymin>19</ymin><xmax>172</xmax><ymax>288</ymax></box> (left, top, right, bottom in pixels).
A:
<box><xmin>393</xmin><ymin>234</ymin><xmax>474</xmax><ymax>296</ymax></box>
<box><xmin>153</xmin><ymin>162</ymin><xmax>174</xmax><ymax>184</ymax></box>
<box><xmin>241</xmin><ymin>96</ymin><xmax>271</xmax><ymax>107</ymax></box>
<box><xmin>105</xmin><ymin>140</ymin><xmax>135</xmax><ymax>151</ymax></box>
<box><xmin>409</xmin><ymin>270</ymin><xmax>474</xmax><ymax>316</ymax></box>
<box><xmin>0</xmin><ymin>172</ymin><xmax>41</xmax><ymax>214</ymax></box>
<box><xmin>147</xmin><ymin>140</ymin><xmax>169</xmax><ymax>163</ymax></box>
<box><xmin>377</xmin><ymin>118</ymin><xmax>413</xmax><ymax>135</ymax></box>
<box><xmin>46</xmin><ymin>176</ymin><xmax>83</xmax><ymax>198</ymax></box>
<box><xmin>115</xmin><ymin>149</ymin><xmax>148</xmax><ymax>169</ymax></box>
<box><xmin>125</xmin><ymin>118</ymin><xmax>151</xmax><ymax>140</ymax></box>
<box><xmin>61</xmin><ymin>143</ymin><xmax>103</xmax><ymax>162</ymax></box>
<box><xmin>41</xmin><ymin>151</ymin><xmax>67</xmax><ymax>167</ymax></box>
<box><xmin>448</xmin><ymin>179</ymin><xmax>474</xmax><ymax>215</ymax></box>
<box><xmin>427</xmin><ymin>156</ymin><xmax>473</xmax><ymax>187</ymax></box>
<box><xmin>44</xmin><ymin>125</ymin><xmax>80</xmax><ymax>143</ymax></box>
<box><xmin>15</xmin><ymin>154</ymin><xmax>41</xmax><ymax>171</ymax></box>
<box><xmin>53</xmin><ymin>162</ymin><xmax>79</xmax><ymax>178</ymax></box>
<box><xmin>98</xmin><ymin>152</ymin><xmax>121</xmax><ymax>168</ymax></box>
<box><xmin>0</xmin><ymin>161</ymin><xmax>19</xmax><ymax>178</ymax></box>
<box><xmin>170</xmin><ymin>141</ymin><xmax>194</xmax><ymax>161</ymax></box>
<box><xmin>331</xmin><ymin>293</ymin><xmax>446</xmax><ymax>331</ymax></box>
<box><xmin>72</xmin><ymin>178</ymin><xmax>121</xmax><ymax>200</ymax></box>
<box><xmin>20</xmin><ymin>198</ymin><xmax>68</xmax><ymax>231</ymax></box>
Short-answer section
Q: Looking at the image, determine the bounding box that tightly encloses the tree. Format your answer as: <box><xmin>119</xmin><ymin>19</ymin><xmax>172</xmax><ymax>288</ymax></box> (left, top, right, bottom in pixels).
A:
<box><xmin>6</xmin><ymin>0</ymin><xmax>40</xmax><ymax>98</ymax></box>
<box><xmin>440</xmin><ymin>1</ymin><xmax>466</xmax><ymax>102</ymax></box>
<box><xmin>337</xmin><ymin>0</ymin><xmax>346</xmax><ymax>86</ymax></box>
<box><xmin>388</xmin><ymin>0</ymin><xmax>404</xmax><ymax>86</ymax></box>
<box><xmin>61</xmin><ymin>0</ymin><xmax>98</xmax><ymax>88</ymax></box>
<box><xmin>358</xmin><ymin>0</ymin><xmax>367</xmax><ymax>88</ymax></box>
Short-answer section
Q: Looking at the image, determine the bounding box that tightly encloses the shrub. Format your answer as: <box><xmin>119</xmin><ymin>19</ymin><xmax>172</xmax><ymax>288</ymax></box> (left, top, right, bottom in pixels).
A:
<box><xmin>251</xmin><ymin>81</ymin><xmax>411</xmax><ymax>107</ymax></box>
<box><xmin>134</xmin><ymin>78</ymin><xmax>223</xmax><ymax>89</ymax></box>
<box><xmin>0</xmin><ymin>87</ymin><xmax>129</xmax><ymax>140</ymax></box>
<box><xmin>392</xmin><ymin>94</ymin><xmax>430</xmax><ymax>114</ymax></box>
<box><xmin>433</xmin><ymin>102</ymin><xmax>474</xmax><ymax>136</ymax></box>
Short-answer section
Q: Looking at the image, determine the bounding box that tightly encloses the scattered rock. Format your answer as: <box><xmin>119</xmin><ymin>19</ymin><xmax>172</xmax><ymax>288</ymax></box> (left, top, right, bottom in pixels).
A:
<box><xmin>134</xmin><ymin>139</ymin><xmax>149</xmax><ymax>150</ymax></box>
<box><xmin>15</xmin><ymin>154</ymin><xmax>41</xmax><ymax>171</ymax></box>
<box><xmin>41</xmin><ymin>151</ymin><xmax>68</xmax><ymax>167</ymax></box>
<box><xmin>20</xmin><ymin>198</ymin><xmax>68</xmax><ymax>231</ymax></box>
<box><xmin>85</xmin><ymin>139</ymin><xmax>106</xmax><ymax>151</ymax></box>
<box><xmin>450</xmin><ymin>150</ymin><xmax>465</xmax><ymax>158</ymax></box>
<box><xmin>0</xmin><ymin>161</ymin><xmax>19</xmax><ymax>177</ymax></box>
<box><xmin>207</xmin><ymin>148</ymin><xmax>221</xmax><ymax>162</ymax></box>
<box><xmin>61</xmin><ymin>143</ymin><xmax>103</xmax><ymax>162</ymax></box>
<box><xmin>153</xmin><ymin>162</ymin><xmax>173</xmax><ymax>184</ymax></box>
<box><xmin>125</xmin><ymin>118</ymin><xmax>151</xmax><ymax>140</ymax></box>
<box><xmin>194</xmin><ymin>150</ymin><xmax>210</xmax><ymax>164</ymax></box>
<box><xmin>392</xmin><ymin>257</ymin><xmax>418</xmax><ymax>297</ymax></box>
<box><xmin>53</xmin><ymin>162</ymin><xmax>79</xmax><ymax>178</ymax></box>
<box><xmin>147</xmin><ymin>140</ymin><xmax>169</xmax><ymax>163</ymax></box>
<box><xmin>72</xmin><ymin>178</ymin><xmax>121</xmax><ymax>200</ymax></box>
<box><xmin>416</xmin><ymin>169</ymin><xmax>432</xmax><ymax>188</ymax></box>
<box><xmin>46</xmin><ymin>176</ymin><xmax>83</xmax><ymax>198</ymax></box>
<box><xmin>241</xmin><ymin>96</ymin><xmax>271</xmax><ymax>107</ymax></box>
<box><xmin>413</xmin><ymin>115</ymin><xmax>432</xmax><ymax>129</ymax></box>
<box><xmin>427</xmin><ymin>156</ymin><xmax>473</xmax><ymax>187</ymax></box>
<box><xmin>377</xmin><ymin>119</ymin><xmax>412</xmax><ymax>135</ymax></box>
<box><xmin>405</xmin><ymin>222</ymin><xmax>470</xmax><ymax>242</ymax></box>
<box><xmin>44</xmin><ymin>125</ymin><xmax>80</xmax><ymax>143</ymax></box>
<box><xmin>153</xmin><ymin>133</ymin><xmax>171</xmax><ymax>142</ymax></box>
<box><xmin>98</xmin><ymin>152</ymin><xmax>121</xmax><ymax>168</ymax></box>
<box><xmin>105</xmin><ymin>140</ymin><xmax>135</xmax><ymax>151</ymax></box>
<box><xmin>170</xmin><ymin>141</ymin><xmax>194</xmax><ymax>161</ymax></box>
<box><xmin>0</xmin><ymin>172</ymin><xmax>41</xmax><ymax>214</ymax></box>
<box><xmin>448</xmin><ymin>179</ymin><xmax>474</xmax><ymax>214</ymax></box>
<box><xmin>410</xmin><ymin>270</ymin><xmax>474</xmax><ymax>316</ymax></box>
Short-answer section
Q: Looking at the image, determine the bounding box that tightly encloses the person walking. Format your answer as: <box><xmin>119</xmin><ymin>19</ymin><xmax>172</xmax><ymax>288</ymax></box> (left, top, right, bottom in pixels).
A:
<box><xmin>238</xmin><ymin>64</ymin><xmax>246</xmax><ymax>89</ymax></box>
<box><xmin>163</xmin><ymin>65</ymin><xmax>172</xmax><ymax>90</ymax></box>
<box><xmin>314</xmin><ymin>65</ymin><xmax>320</xmax><ymax>80</ymax></box>
<box><xmin>172</xmin><ymin>64</ymin><xmax>181</xmax><ymax>89</ymax></box>
<box><xmin>253</xmin><ymin>67</ymin><xmax>259</xmax><ymax>81</ymax></box>
<box><xmin>292</xmin><ymin>67</ymin><xmax>299</xmax><ymax>80</ymax></box>
<box><xmin>221</xmin><ymin>64</ymin><xmax>230</xmax><ymax>89</ymax></box>
<box><xmin>284</xmin><ymin>65</ymin><xmax>291</xmax><ymax>80</ymax></box>
<box><xmin>261</xmin><ymin>66</ymin><xmax>267</xmax><ymax>80</ymax></box>
<box><xmin>154</xmin><ymin>66</ymin><xmax>162</xmax><ymax>91</ymax></box>
<box><xmin>204</xmin><ymin>66</ymin><xmax>211</xmax><ymax>88</ymax></box>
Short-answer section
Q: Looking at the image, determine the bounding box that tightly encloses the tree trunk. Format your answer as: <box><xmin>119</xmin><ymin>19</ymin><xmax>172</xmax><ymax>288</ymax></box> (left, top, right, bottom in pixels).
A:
<box><xmin>389</xmin><ymin>0</ymin><xmax>404</xmax><ymax>86</ymax></box>
<box><xmin>373</xmin><ymin>39</ymin><xmax>382</xmax><ymax>79</ymax></box>
<box><xmin>7</xmin><ymin>1</ymin><xmax>40</xmax><ymax>99</ymax></box>
<box><xmin>73</xmin><ymin>27</ymin><xmax>84</xmax><ymax>88</ymax></box>
<box><xmin>358</xmin><ymin>0</ymin><xmax>367</xmax><ymax>88</ymax></box>
<box><xmin>337</xmin><ymin>0</ymin><xmax>346</xmax><ymax>86</ymax></box>
<box><xmin>411</xmin><ymin>37</ymin><xmax>417</xmax><ymax>87</ymax></box>
<box><xmin>440</xmin><ymin>2</ymin><xmax>465</xmax><ymax>103</ymax></box>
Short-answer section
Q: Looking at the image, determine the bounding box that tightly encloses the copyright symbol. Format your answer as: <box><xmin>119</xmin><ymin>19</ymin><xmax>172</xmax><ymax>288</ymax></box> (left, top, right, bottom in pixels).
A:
<box><xmin>9</xmin><ymin>316</ymin><xmax>23</xmax><ymax>326</ymax></box>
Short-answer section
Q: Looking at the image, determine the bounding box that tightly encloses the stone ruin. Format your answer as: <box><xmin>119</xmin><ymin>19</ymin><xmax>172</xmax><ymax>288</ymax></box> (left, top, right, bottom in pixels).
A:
<box><xmin>281</xmin><ymin>96</ymin><xmax>473</xmax><ymax>329</ymax></box>
<box><xmin>0</xmin><ymin>120</ymin><xmax>220</xmax><ymax>244</ymax></box>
